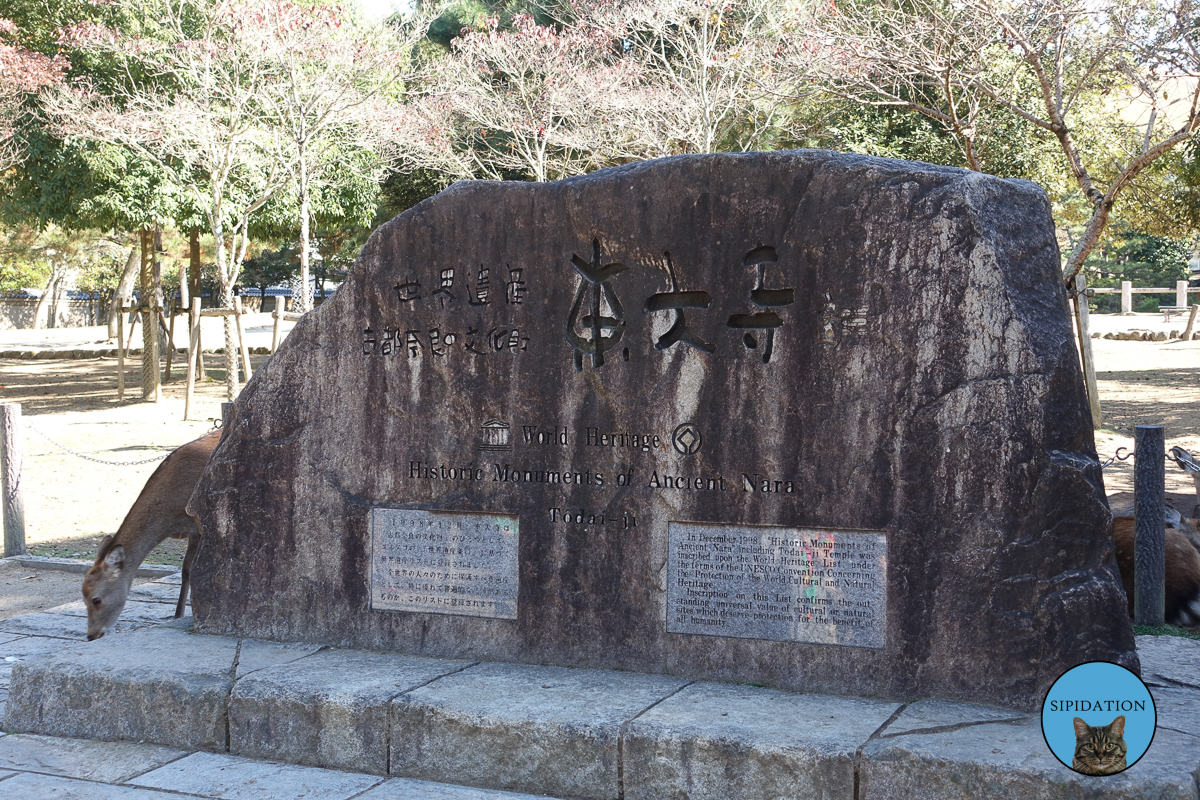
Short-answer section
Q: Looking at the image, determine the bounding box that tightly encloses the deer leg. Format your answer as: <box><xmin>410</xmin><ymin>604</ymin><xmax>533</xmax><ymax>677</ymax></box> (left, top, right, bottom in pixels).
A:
<box><xmin>176</xmin><ymin>533</ymin><xmax>200</xmax><ymax>619</ymax></box>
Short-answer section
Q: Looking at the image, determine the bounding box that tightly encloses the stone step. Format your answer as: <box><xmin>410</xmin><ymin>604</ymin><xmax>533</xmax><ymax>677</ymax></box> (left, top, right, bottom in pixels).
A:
<box><xmin>0</xmin><ymin>732</ymin><xmax>554</xmax><ymax>799</ymax></box>
<box><xmin>4</xmin><ymin>625</ymin><xmax>1199</xmax><ymax>800</ymax></box>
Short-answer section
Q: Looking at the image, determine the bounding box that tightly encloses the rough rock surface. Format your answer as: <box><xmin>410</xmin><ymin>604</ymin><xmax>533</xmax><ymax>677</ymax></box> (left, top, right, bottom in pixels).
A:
<box><xmin>189</xmin><ymin>150</ymin><xmax>1135</xmax><ymax>710</ymax></box>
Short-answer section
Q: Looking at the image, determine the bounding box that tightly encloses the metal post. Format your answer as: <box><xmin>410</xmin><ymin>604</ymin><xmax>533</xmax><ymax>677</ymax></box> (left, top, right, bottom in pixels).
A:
<box><xmin>2</xmin><ymin>404</ymin><xmax>26</xmax><ymax>557</ymax></box>
<box><xmin>1121</xmin><ymin>281</ymin><xmax>1132</xmax><ymax>315</ymax></box>
<box><xmin>1134</xmin><ymin>425</ymin><xmax>1165</xmax><ymax>627</ymax></box>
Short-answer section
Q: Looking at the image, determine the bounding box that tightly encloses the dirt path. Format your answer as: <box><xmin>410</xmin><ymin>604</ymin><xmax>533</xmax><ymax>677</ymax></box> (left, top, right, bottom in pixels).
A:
<box><xmin>0</xmin><ymin>353</ymin><xmax>269</xmax><ymax>558</ymax></box>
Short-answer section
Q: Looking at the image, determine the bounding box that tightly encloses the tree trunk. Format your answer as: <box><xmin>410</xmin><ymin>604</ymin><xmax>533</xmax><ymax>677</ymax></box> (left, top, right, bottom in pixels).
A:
<box><xmin>153</xmin><ymin>225</ymin><xmax>170</xmax><ymax>357</ymax></box>
<box><xmin>140</xmin><ymin>227</ymin><xmax>161</xmax><ymax>402</ymax></box>
<box><xmin>107</xmin><ymin>246</ymin><xmax>139</xmax><ymax>339</ymax></box>
<box><xmin>31</xmin><ymin>269</ymin><xmax>55</xmax><ymax>330</ymax></box>
<box><xmin>221</xmin><ymin>282</ymin><xmax>239</xmax><ymax>402</ymax></box>
<box><xmin>189</xmin><ymin>227</ymin><xmax>202</xmax><ymax>306</ymax></box>
<box><xmin>49</xmin><ymin>269</ymin><xmax>67</xmax><ymax>328</ymax></box>
<box><xmin>298</xmin><ymin>143</ymin><xmax>312</xmax><ymax>313</ymax></box>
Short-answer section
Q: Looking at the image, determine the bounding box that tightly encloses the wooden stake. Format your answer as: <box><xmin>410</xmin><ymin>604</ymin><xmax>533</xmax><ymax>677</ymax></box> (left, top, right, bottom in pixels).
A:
<box><xmin>271</xmin><ymin>301</ymin><xmax>282</xmax><ymax>353</ymax></box>
<box><xmin>185</xmin><ymin>298</ymin><xmax>200</xmax><ymax>421</ymax></box>
<box><xmin>234</xmin><ymin>296</ymin><xmax>252</xmax><ymax>382</ymax></box>
<box><xmin>164</xmin><ymin>299</ymin><xmax>176</xmax><ymax>383</ymax></box>
<box><xmin>1073</xmin><ymin>275</ymin><xmax>1102</xmax><ymax>428</ymax></box>
<box><xmin>117</xmin><ymin>311</ymin><xmax>125</xmax><ymax>401</ymax></box>
<box><xmin>1183</xmin><ymin>304</ymin><xmax>1199</xmax><ymax>342</ymax></box>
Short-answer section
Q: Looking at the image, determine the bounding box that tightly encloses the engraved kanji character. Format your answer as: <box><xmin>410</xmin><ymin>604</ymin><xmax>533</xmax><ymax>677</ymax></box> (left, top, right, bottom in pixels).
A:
<box><xmin>464</xmin><ymin>325</ymin><xmax>488</xmax><ymax>355</ymax></box>
<box><xmin>490</xmin><ymin>327</ymin><xmax>528</xmax><ymax>353</ymax></box>
<box><xmin>505</xmin><ymin>267</ymin><xmax>527</xmax><ymax>305</ymax></box>
<box><xmin>727</xmin><ymin>245</ymin><xmax>794</xmax><ymax>363</ymax></box>
<box><xmin>429</xmin><ymin>328</ymin><xmax>446</xmax><ymax>356</ymax></box>
<box><xmin>404</xmin><ymin>329</ymin><xmax>424</xmax><ymax>357</ymax></box>
<box><xmin>362</xmin><ymin>327</ymin><xmax>377</xmax><ymax>356</ymax></box>
<box><xmin>394</xmin><ymin>274</ymin><xmax>422</xmax><ymax>304</ymax></box>
<box><xmin>643</xmin><ymin>251</ymin><xmax>715</xmax><ymax>354</ymax></box>
<box><xmin>381</xmin><ymin>326</ymin><xmax>397</xmax><ymax>356</ymax></box>
<box><xmin>470</xmin><ymin>266</ymin><xmax>491</xmax><ymax>306</ymax></box>
<box><xmin>566</xmin><ymin>239</ymin><xmax>627</xmax><ymax>371</ymax></box>
<box><xmin>432</xmin><ymin>268</ymin><xmax>455</xmax><ymax>307</ymax></box>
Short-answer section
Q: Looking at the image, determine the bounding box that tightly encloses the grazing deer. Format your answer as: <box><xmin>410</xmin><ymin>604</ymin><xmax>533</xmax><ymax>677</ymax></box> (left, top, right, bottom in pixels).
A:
<box><xmin>82</xmin><ymin>428</ymin><xmax>221</xmax><ymax>640</ymax></box>
<box><xmin>1113</xmin><ymin>516</ymin><xmax>1200</xmax><ymax>627</ymax></box>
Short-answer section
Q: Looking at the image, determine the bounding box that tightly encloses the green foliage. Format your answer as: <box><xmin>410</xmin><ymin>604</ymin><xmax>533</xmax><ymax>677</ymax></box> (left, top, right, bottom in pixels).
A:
<box><xmin>1086</xmin><ymin>228</ymin><xmax>1195</xmax><ymax>312</ymax></box>
<box><xmin>376</xmin><ymin>168</ymin><xmax>452</xmax><ymax>224</ymax></box>
<box><xmin>239</xmin><ymin>244</ymin><xmax>298</xmax><ymax>296</ymax></box>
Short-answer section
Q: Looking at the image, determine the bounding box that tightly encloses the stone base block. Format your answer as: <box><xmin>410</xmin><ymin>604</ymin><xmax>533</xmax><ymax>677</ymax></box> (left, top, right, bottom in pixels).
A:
<box><xmin>230</xmin><ymin>649</ymin><xmax>472</xmax><ymax>775</ymax></box>
<box><xmin>4</xmin><ymin>628</ymin><xmax>316</xmax><ymax>751</ymax></box>
<box><xmin>622</xmin><ymin>683</ymin><xmax>901</xmax><ymax>800</ymax></box>
<box><xmin>391</xmin><ymin>662</ymin><xmax>688</xmax><ymax>800</ymax></box>
<box><xmin>4</xmin><ymin>627</ymin><xmax>1198</xmax><ymax>800</ymax></box>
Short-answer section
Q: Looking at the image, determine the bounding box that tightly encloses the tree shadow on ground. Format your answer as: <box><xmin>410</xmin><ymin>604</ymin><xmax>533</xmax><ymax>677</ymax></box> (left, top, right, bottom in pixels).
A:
<box><xmin>0</xmin><ymin>355</ymin><xmax>271</xmax><ymax>416</ymax></box>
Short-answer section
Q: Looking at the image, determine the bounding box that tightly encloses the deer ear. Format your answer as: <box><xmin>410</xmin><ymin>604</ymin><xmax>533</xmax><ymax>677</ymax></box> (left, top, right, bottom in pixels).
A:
<box><xmin>103</xmin><ymin>545</ymin><xmax>125</xmax><ymax>574</ymax></box>
<box><xmin>94</xmin><ymin>535</ymin><xmax>115</xmax><ymax>565</ymax></box>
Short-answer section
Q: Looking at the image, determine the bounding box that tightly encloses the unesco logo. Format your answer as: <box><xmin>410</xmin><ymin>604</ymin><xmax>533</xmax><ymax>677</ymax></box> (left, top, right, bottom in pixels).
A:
<box><xmin>672</xmin><ymin>423</ymin><xmax>702</xmax><ymax>456</ymax></box>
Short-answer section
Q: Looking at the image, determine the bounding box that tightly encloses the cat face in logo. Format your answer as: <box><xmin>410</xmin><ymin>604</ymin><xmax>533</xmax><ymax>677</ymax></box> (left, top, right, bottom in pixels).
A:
<box><xmin>1071</xmin><ymin>715</ymin><xmax>1127</xmax><ymax>776</ymax></box>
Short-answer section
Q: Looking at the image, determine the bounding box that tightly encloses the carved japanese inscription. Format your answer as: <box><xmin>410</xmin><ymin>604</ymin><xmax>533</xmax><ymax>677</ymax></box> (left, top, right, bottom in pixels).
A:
<box><xmin>666</xmin><ymin>522</ymin><xmax>886</xmax><ymax>648</ymax></box>
<box><xmin>369</xmin><ymin>508</ymin><xmax>519</xmax><ymax>620</ymax></box>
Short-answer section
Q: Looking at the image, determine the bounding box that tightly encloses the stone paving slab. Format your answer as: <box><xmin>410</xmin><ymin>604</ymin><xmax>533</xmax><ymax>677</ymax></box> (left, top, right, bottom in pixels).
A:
<box><xmin>127</xmin><ymin>583</ymin><xmax>187</xmax><ymax>605</ymax></box>
<box><xmin>231</xmin><ymin>649</ymin><xmax>472</xmax><ymax>775</ymax></box>
<box><xmin>1137</xmin><ymin>634</ymin><xmax>1200</xmax><ymax>689</ymax></box>
<box><xmin>0</xmin><ymin>772</ymin><xmax>193</xmax><ymax>799</ymax></box>
<box><xmin>859</xmin><ymin>716</ymin><xmax>1200</xmax><ymax>800</ymax></box>
<box><xmin>1</xmin><ymin>635</ymin><xmax>83</xmax><ymax>691</ymax></box>
<box><xmin>877</xmin><ymin>698</ymin><xmax>1029</xmax><ymax>737</ymax></box>
<box><xmin>44</xmin><ymin>600</ymin><xmax>184</xmax><ymax>625</ymax></box>
<box><xmin>2</xmin><ymin>556</ymin><xmax>178</xmax><ymax>579</ymax></box>
<box><xmin>0</xmin><ymin>733</ymin><xmax>185</xmax><ymax>783</ymax></box>
<box><xmin>622</xmin><ymin>682</ymin><xmax>902</xmax><ymax>800</ymax></box>
<box><xmin>0</xmin><ymin>612</ymin><xmax>149</xmax><ymax>640</ymax></box>
<box><xmin>4</xmin><ymin>628</ymin><xmax>319</xmax><ymax>751</ymax></box>
<box><xmin>131</xmin><ymin>751</ymin><xmax>385</xmax><ymax>800</ymax></box>
<box><xmin>1152</xmin><ymin>685</ymin><xmax>1200</xmax><ymax>737</ymax></box>
<box><xmin>359</xmin><ymin>778</ymin><xmax>561</xmax><ymax>799</ymax></box>
<box><xmin>392</xmin><ymin>662</ymin><xmax>689</xmax><ymax>800</ymax></box>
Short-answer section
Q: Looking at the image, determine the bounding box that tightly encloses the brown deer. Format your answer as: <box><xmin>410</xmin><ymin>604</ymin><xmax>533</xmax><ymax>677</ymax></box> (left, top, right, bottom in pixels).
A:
<box><xmin>1113</xmin><ymin>516</ymin><xmax>1200</xmax><ymax>627</ymax></box>
<box><xmin>82</xmin><ymin>428</ymin><xmax>221</xmax><ymax>640</ymax></box>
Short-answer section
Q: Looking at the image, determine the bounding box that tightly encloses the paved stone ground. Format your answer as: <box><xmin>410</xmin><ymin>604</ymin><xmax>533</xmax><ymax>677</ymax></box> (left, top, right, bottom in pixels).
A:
<box><xmin>2</xmin><ymin>566</ymin><xmax>1199</xmax><ymax>799</ymax></box>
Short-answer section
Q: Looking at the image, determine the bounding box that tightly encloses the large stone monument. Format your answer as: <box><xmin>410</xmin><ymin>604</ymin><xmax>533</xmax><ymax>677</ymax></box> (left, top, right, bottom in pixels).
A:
<box><xmin>189</xmin><ymin>151</ymin><xmax>1135</xmax><ymax>711</ymax></box>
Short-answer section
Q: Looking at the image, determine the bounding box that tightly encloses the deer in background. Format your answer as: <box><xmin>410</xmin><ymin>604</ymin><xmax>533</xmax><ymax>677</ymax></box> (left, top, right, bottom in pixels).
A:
<box><xmin>1113</xmin><ymin>515</ymin><xmax>1200</xmax><ymax>627</ymax></box>
<box><xmin>82</xmin><ymin>428</ymin><xmax>221</xmax><ymax>640</ymax></box>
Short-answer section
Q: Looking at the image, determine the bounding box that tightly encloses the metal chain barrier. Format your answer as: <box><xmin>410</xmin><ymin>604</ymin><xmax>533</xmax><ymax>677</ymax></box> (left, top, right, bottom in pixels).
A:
<box><xmin>25</xmin><ymin>422</ymin><xmax>171</xmax><ymax>467</ymax></box>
